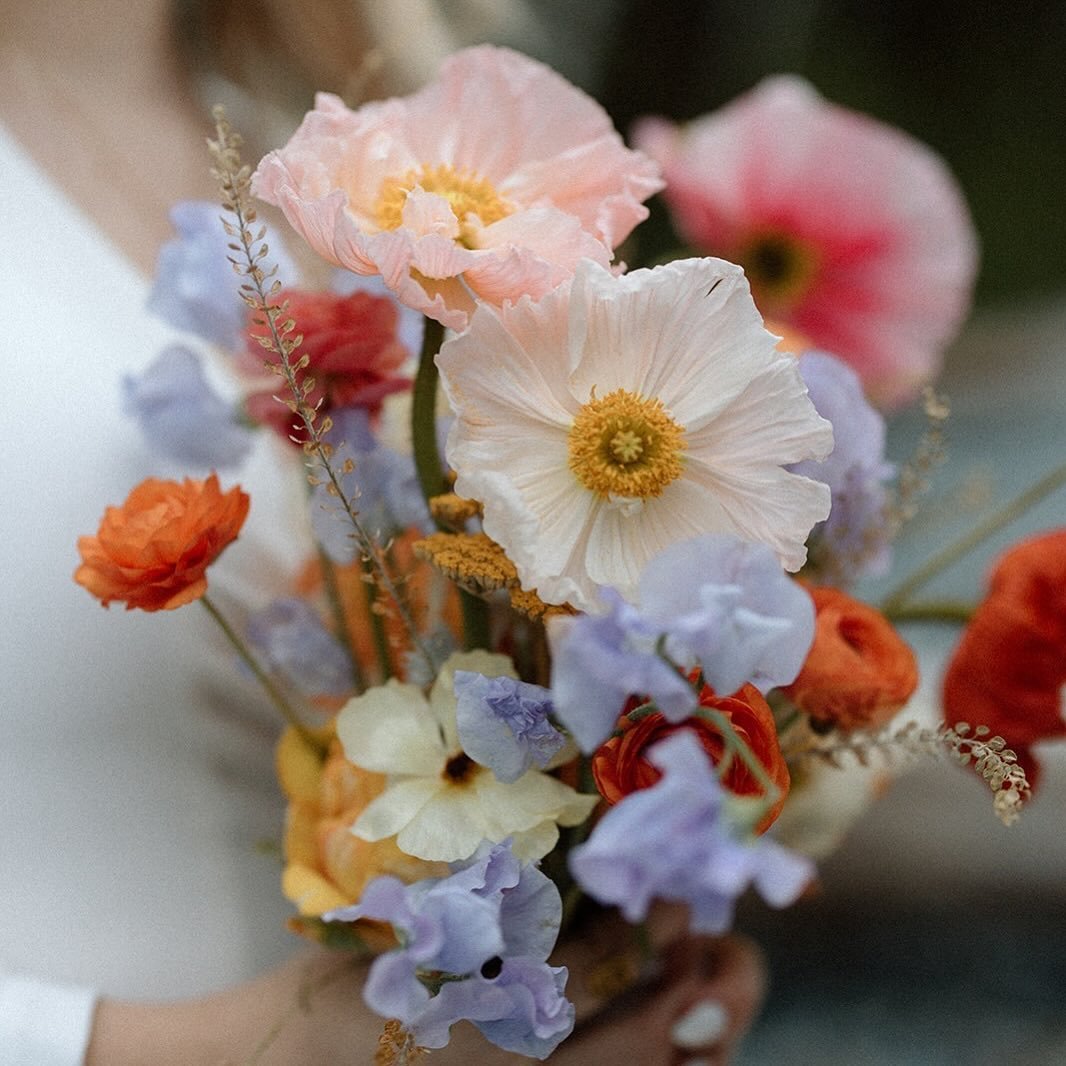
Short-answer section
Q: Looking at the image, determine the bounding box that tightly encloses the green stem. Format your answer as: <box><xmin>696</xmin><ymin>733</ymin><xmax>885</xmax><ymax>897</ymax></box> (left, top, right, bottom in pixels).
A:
<box><xmin>885</xmin><ymin>600</ymin><xmax>975</xmax><ymax>625</ymax></box>
<box><xmin>412</xmin><ymin>315</ymin><xmax>448</xmax><ymax>511</ymax></box>
<box><xmin>200</xmin><ymin>594</ymin><xmax>324</xmax><ymax>754</ymax></box>
<box><xmin>881</xmin><ymin>460</ymin><xmax>1066</xmax><ymax>614</ymax></box>
<box><xmin>695</xmin><ymin>706</ymin><xmax>780</xmax><ymax>812</ymax></box>
<box><xmin>411</xmin><ymin>313</ymin><xmax>490</xmax><ymax>652</ymax></box>
<box><xmin>316</xmin><ymin>547</ymin><xmax>364</xmax><ymax>693</ymax></box>
<box><xmin>362</xmin><ymin>555</ymin><xmax>394</xmax><ymax>682</ymax></box>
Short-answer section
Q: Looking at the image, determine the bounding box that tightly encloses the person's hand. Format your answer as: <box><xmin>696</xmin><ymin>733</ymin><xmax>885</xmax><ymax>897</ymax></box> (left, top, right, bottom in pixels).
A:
<box><xmin>86</xmin><ymin>924</ymin><xmax>765</xmax><ymax>1064</ymax></box>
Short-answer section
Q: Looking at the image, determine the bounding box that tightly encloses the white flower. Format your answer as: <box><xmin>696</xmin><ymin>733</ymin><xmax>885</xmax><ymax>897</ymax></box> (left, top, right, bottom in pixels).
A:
<box><xmin>438</xmin><ymin>257</ymin><xmax>833</xmax><ymax>610</ymax></box>
<box><xmin>336</xmin><ymin>651</ymin><xmax>596</xmax><ymax>863</ymax></box>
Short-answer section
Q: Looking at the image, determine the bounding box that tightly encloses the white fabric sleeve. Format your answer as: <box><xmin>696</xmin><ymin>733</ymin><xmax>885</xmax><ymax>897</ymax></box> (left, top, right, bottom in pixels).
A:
<box><xmin>0</xmin><ymin>973</ymin><xmax>97</xmax><ymax>1066</ymax></box>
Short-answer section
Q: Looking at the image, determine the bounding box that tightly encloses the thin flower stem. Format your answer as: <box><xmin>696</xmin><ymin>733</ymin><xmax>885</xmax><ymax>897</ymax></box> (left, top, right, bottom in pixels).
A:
<box><xmin>362</xmin><ymin>555</ymin><xmax>394</xmax><ymax>682</ymax></box>
<box><xmin>316</xmin><ymin>547</ymin><xmax>365</xmax><ymax>692</ymax></box>
<box><xmin>410</xmin><ymin>312</ymin><xmax>491</xmax><ymax>652</ymax></box>
<box><xmin>885</xmin><ymin>600</ymin><xmax>975</xmax><ymax>625</ymax></box>
<box><xmin>881</xmin><ymin>460</ymin><xmax>1066</xmax><ymax>614</ymax></box>
<box><xmin>694</xmin><ymin>706</ymin><xmax>780</xmax><ymax>814</ymax></box>
<box><xmin>411</xmin><ymin>315</ymin><xmax>448</xmax><ymax>509</ymax></box>
<box><xmin>200</xmin><ymin>594</ymin><xmax>324</xmax><ymax>754</ymax></box>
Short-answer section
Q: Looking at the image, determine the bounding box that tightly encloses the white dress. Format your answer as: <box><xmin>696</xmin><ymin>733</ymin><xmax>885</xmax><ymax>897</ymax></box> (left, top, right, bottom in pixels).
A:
<box><xmin>0</xmin><ymin>125</ymin><xmax>310</xmax><ymax>1061</ymax></box>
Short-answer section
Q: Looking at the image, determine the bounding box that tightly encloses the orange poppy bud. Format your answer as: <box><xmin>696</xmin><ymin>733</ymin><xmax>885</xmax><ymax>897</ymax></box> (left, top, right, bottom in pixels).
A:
<box><xmin>784</xmin><ymin>585</ymin><xmax>918</xmax><ymax>731</ymax></box>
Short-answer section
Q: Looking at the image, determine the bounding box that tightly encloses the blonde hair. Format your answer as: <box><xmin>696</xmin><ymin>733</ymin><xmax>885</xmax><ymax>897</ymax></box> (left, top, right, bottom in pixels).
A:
<box><xmin>173</xmin><ymin>0</ymin><xmax>553</xmax><ymax>149</ymax></box>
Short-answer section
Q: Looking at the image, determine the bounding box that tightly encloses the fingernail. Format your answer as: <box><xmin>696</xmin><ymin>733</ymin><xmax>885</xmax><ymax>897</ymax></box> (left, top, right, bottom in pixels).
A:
<box><xmin>670</xmin><ymin>998</ymin><xmax>728</xmax><ymax>1049</ymax></box>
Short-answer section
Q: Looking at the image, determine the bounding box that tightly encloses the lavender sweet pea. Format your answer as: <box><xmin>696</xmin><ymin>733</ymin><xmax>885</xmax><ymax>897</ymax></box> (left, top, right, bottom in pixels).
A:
<box><xmin>123</xmin><ymin>345</ymin><xmax>254</xmax><ymax>469</ymax></box>
<box><xmin>310</xmin><ymin>409</ymin><xmax>431</xmax><ymax>563</ymax></box>
<box><xmin>323</xmin><ymin>840</ymin><xmax>573</xmax><ymax>1058</ymax></box>
<box><xmin>569</xmin><ymin>732</ymin><xmax>814</xmax><ymax>932</ymax></box>
<box><xmin>790</xmin><ymin>351</ymin><xmax>894</xmax><ymax>582</ymax></box>
<box><xmin>454</xmin><ymin>672</ymin><xmax>565</xmax><ymax>783</ymax></box>
<box><xmin>147</xmin><ymin>200</ymin><xmax>296</xmax><ymax>349</ymax></box>
<box><xmin>244</xmin><ymin>597</ymin><xmax>354</xmax><ymax>697</ymax></box>
<box><xmin>548</xmin><ymin>533</ymin><xmax>815</xmax><ymax>752</ymax></box>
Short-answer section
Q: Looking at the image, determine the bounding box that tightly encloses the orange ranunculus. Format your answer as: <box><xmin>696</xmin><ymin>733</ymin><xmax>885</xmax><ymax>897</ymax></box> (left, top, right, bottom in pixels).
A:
<box><xmin>74</xmin><ymin>474</ymin><xmax>249</xmax><ymax>611</ymax></box>
<box><xmin>276</xmin><ymin>724</ymin><xmax>443</xmax><ymax>924</ymax></box>
<box><xmin>784</xmin><ymin>585</ymin><xmax>918</xmax><ymax>732</ymax></box>
<box><xmin>943</xmin><ymin>528</ymin><xmax>1066</xmax><ymax>790</ymax></box>
<box><xmin>591</xmin><ymin>683</ymin><xmax>790</xmax><ymax>833</ymax></box>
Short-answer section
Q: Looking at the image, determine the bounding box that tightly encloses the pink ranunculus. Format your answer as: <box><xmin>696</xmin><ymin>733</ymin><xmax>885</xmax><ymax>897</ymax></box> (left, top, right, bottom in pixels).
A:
<box><xmin>253</xmin><ymin>46</ymin><xmax>663</xmax><ymax>331</ymax></box>
<box><xmin>634</xmin><ymin>76</ymin><xmax>978</xmax><ymax>409</ymax></box>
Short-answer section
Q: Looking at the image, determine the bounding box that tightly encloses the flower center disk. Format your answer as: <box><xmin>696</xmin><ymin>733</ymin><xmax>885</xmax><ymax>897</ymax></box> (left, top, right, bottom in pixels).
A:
<box><xmin>736</xmin><ymin>231</ymin><xmax>820</xmax><ymax>314</ymax></box>
<box><xmin>376</xmin><ymin>163</ymin><xmax>512</xmax><ymax>245</ymax></box>
<box><xmin>567</xmin><ymin>388</ymin><xmax>686</xmax><ymax>500</ymax></box>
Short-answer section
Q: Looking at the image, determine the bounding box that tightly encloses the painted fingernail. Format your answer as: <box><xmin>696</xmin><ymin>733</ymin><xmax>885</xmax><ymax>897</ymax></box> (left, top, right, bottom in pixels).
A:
<box><xmin>670</xmin><ymin>998</ymin><xmax>728</xmax><ymax>1049</ymax></box>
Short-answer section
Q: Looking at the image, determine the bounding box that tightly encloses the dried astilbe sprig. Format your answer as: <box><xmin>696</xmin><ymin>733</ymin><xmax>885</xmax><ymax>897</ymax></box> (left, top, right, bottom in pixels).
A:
<box><xmin>882</xmin><ymin>386</ymin><xmax>950</xmax><ymax>541</ymax></box>
<box><xmin>207</xmin><ymin>108</ymin><xmax>433</xmax><ymax>676</ymax></box>
<box><xmin>414</xmin><ymin>530</ymin><xmax>574</xmax><ymax>622</ymax></box>
<box><xmin>428</xmin><ymin>491</ymin><xmax>482</xmax><ymax>529</ymax></box>
<box><xmin>792</xmin><ymin>718</ymin><xmax>1031</xmax><ymax>826</ymax></box>
<box><xmin>375</xmin><ymin>1019</ymin><xmax>426</xmax><ymax>1065</ymax></box>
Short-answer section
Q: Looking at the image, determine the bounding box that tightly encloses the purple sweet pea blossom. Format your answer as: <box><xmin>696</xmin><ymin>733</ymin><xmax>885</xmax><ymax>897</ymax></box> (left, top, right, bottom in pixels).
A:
<box><xmin>147</xmin><ymin>200</ymin><xmax>296</xmax><ymax>349</ymax></box>
<box><xmin>244</xmin><ymin>598</ymin><xmax>354</xmax><ymax>696</ymax></box>
<box><xmin>310</xmin><ymin>409</ymin><xmax>432</xmax><ymax>563</ymax></box>
<box><xmin>323</xmin><ymin>840</ymin><xmax>571</xmax><ymax>1056</ymax></box>
<box><xmin>454</xmin><ymin>672</ymin><xmax>565</xmax><ymax>784</ymax></box>
<box><xmin>548</xmin><ymin>533</ymin><xmax>815</xmax><ymax>753</ymax></box>
<box><xmin>569</xmin><ymin>731</ymin><xmax>814</xmax><ymax>933</ymax></box>
<box><xmin>122</xmin><ymin>345</ymin><xmax>254</xmax><ymax>469</ymax></box>
<box><xmin>790</xmin><ymin>351</ymin><xmax>894</xmax><ymax>582</ymax></box>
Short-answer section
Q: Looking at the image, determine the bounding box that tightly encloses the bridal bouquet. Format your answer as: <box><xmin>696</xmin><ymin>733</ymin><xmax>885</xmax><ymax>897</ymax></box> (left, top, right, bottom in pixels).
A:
<box><xmin>75</xmin><ymin>47</ymin><xmax>1064</xmax><ymax>1061</ymax></box>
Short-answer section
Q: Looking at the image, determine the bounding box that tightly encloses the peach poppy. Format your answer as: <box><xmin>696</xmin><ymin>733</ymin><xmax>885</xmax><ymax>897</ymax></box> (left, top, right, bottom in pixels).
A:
<box><xmin>634</xmin><ymin>76</ymin><xmax>977</xmax><ymax>408</ymax></box>
<box><xmin>276</xmin><ymin>724</ymin><xmax>443</xmax><ymax>921</ymax></box>
<box><xmin>242</xmin><ymin>287</ymin><xmax>411</xmax><ymax>442</ymax></box>
<box><xmin>943</xmin><ymin>529</ymin><xmax>1066</xmax><ymax>789</ymax></box>
<box><xmin>74</xmin><ymin>474</ymin><xmax>249</xmax><ymax>611</ymax></box>
<box><xmin>783</xmin><ymin>585</ymin><xmax>918</xmax><ymax>731</ymax></box>
<box><xmin>252</xmin><ymin>46</ymin><xmax>662</xmax><ymax>330</ymax></box>
<box><xmin>591</xmin><ymin>682</ymin><xmax>790</xmax><ymax>833</ymax></box>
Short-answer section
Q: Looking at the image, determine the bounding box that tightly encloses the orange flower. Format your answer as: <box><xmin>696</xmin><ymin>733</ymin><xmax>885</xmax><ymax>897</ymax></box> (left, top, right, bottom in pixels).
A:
<box><xmin>943</xmin><ymin>529</ymin><xmax>1066</xmax><ymax>789</ymax></box>
<box><xmin>276</xmin><ymin>724</ymin><xmax>443</xmax><ymax>923</ymax></box>
<box><xmin>74</xmin><ymin>474</ymin><xmax>249</xmax><ymax>611</ymax></box>
<box><xmin>591</xmin><ymin>683</ymin><xmax>790</xmax><ymax>833</ymax></box>
<box><xmin>784</xmin><ymin>585</ymin><xmax>917</xmax><ymax>731</ymax></box>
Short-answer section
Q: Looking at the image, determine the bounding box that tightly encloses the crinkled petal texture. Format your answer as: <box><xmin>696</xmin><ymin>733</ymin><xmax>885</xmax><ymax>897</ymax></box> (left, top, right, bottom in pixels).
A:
<box><xmin>252</xmin><ymin>46</ymin><xmax>662</xmax><ymax>330</ymax></box>
<box><xmin>440</xmin><ymin>257</ymin><xmax>832</xmax><ymax>610</ymax></box>
<box><xmin>74</xmin><ymin>474</ymin><xmax>249</xmax><ymax>611</ymax></box>
<box><xmin>635</xmin><ymin>76</ymin><xmax>978</xmax><ymax>408</ymax></box>
<box><xmin>336</xmin><ymin>652</ymin><xmax>596</xmax><ymax>863</ymax></box>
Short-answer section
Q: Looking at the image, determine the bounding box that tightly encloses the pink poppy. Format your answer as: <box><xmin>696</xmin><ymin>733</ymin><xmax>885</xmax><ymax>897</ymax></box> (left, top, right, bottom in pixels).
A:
<box><xmin>253</xmin><ymin>46</ymin><xmax>662</xmax><ymax>331</ymax></box>
<box><xmin>635</xmin><ymin>76</ymin><xmax>978</xmax><ymax>408</ymax></box>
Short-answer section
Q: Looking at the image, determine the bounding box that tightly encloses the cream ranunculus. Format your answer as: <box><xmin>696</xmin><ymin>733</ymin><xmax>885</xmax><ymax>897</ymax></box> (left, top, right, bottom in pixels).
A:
<box><xmin>336</xmin><ymin>651</ymin><xmax>596</xmax><ymax>863</ymax></box>
<box><xmin>437</xmin><ymin>257</ymin><xmax>834</xmax><ymax>610</ymax></box>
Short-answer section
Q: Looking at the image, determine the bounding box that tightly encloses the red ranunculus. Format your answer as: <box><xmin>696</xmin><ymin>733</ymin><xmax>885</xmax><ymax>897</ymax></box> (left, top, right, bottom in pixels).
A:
<box><xmin>591</xmin><ymin>682</ymin><xmax>790</xmax><ymax>833</ymax></box>
<box><xmin>784</xmin><ymin>585</ymin><xmax>918</xmax><ymax>731</ymax></box>
<box><xmin>243</xmin><ymin>287</ymin><xmax>411</xmax><ymax>440</ymax></box>
<box><xmin>943</xmin><ymin>528</ymin><xmax>1066</xmax><ymax>789</ymax></box>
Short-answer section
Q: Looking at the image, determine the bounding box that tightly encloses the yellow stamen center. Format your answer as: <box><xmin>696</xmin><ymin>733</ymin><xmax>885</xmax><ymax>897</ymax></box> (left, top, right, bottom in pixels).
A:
<box><xmin>376</xmin><ymin>163</ymin><xmax>512</xmax><ymax>246</ymax></box>
<box><xmin>737</xmin><ymin>231</ymin><xmax>820</xmax><ymax>314</ymax></box>
<box><xmin>568</xmin><ymin>388</ymin><xmax>686</xmax><ymax>500</ymax></box>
